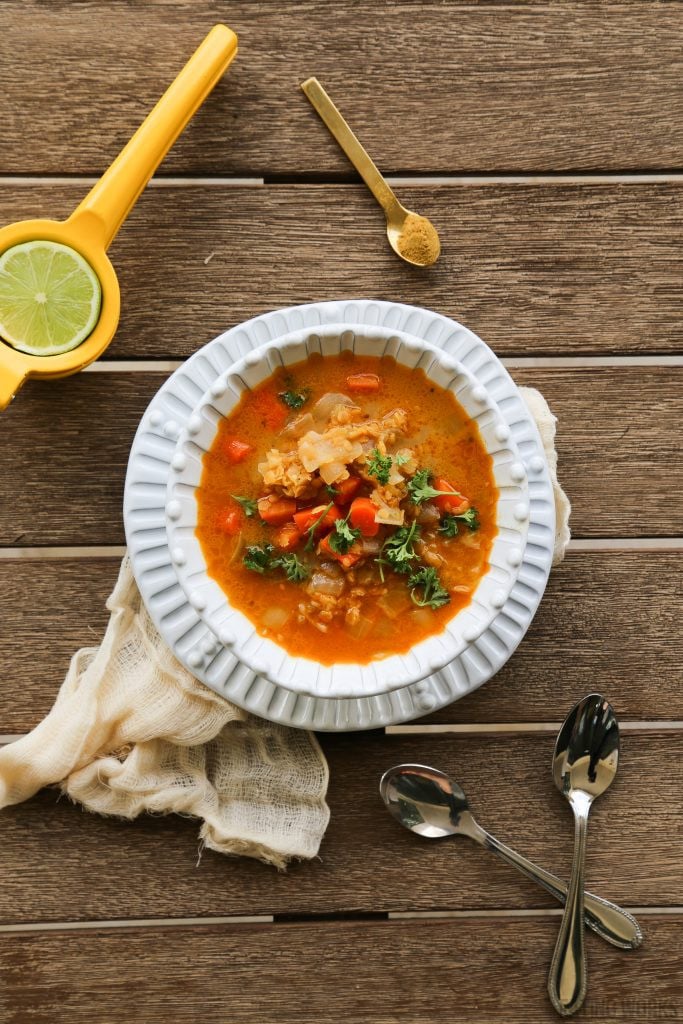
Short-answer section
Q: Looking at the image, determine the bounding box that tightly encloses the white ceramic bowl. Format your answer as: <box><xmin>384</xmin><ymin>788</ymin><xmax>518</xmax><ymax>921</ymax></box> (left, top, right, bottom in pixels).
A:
<box><xmin>165</xmin><ymin>326</ymin><xmax>530</xmax><ymax>699</ymax></box>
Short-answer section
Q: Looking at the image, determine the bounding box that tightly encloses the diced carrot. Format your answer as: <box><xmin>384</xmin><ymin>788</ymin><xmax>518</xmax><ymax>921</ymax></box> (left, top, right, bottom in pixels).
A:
<box><xmin>346</xmin><ymin>372</ymin><xmax>381</xmax><ymax>393</ymax></box>
<box><xmin>216</xmin><ymin>508</ymin><xmax>242</xmax><ymax>535</ymax></box>
<box><xmin>433</xmin><ymin>477</ymin><xmax>470</xmax><ymax>515</ymax></box>
<box><xmin>257</xmin><ymin>495</ymin><xmax>298</xmax><ymax>526</ymax></box>
<box><xmin>349</xmin><ymin>497</ymin><xmax>380</xmax><ymax>536</ymax></box>
<box><xmin>252</xmin><ymin>388</ymin><xmax>289</xmax><ymax>431</ymax></box>
<box><xmin>318</xmin><ymin>534</ymin><xmax>363</xmax><ymax>569</ymax></box>
<box><xmin>222</xmin><ymin>438</ymin><xmax>254</xmax><ymax>464</ymax></box>
<box><xmin>273</xmin><ymin>522</ymin><xmax>302</xmax><ymax>551</ymax></box>
<box><xmin>293</xmin><ymin>503</ymin><xmax>343</xmax><ymax>536</ymax></box>
<box><xmin>332</xmin><ymin>475</ymin><xmax>362</xmax><ymax>504</ymax></box>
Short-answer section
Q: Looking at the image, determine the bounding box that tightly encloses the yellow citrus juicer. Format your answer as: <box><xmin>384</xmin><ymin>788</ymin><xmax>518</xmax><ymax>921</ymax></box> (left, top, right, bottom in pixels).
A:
<box><xmin>0</xmin><ymin>23</ymin><xmax>238</xmax><ymax>410</ymax></box>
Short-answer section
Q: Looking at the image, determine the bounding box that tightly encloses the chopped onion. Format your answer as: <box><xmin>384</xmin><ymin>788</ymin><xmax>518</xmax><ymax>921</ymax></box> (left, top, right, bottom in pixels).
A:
<box><xmin>417</xmin><ymin>502</ymin><xmax>440</xmax><ymax>525</ymax></box>
<box><xmin>378</xmin><ymin>589</ymin><xmax>412</xmax><ymax>619</ymax></box>
<box><xmin>346</xmin><ymin>613</ymin><xmax>375</xmax><ymax>640</ymax></box>
<box><xmin>307</xmin><ymin>571</ymin><xmax>345</xmax><ymax>597</ymax></box>
<box><xmin>460</xmin><ymin>531</ymin><xmax>481</xmax><ymax>549</ymax></box>
<box><xmin>281</xmin><ymin>412</ymin><xmax>315</xmax><ymax>439</ymax></box>
<box><xmin>411</xmin><ymin>608</ymin><xmax>434</xmax><ymax>629</ymax></box>
<box><xmin>262</xmin><ymin>606</ymin><xmax>291</xmax><ymax>630</ymax></box>
<box><xmin>311</xmin><ymin>392</ymin><xmax>356</xmax><ymax>426</ymax></box>
<box><xmin>319</xmin><ymin>561</ymin><xmax>344</xmax><ymax>578</ymax></box>
<box><xmin>319</xmin><ymin>461</ymin><xmax>348</xmax><ymax>485</ymax></box>
<box><xmin>360</xmin><ymin>536</ymin><xmax>381</xmax><ymax>556</ymax></box>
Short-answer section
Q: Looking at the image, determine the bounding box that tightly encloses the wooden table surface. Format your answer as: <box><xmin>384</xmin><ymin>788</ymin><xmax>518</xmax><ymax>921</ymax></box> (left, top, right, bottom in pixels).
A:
<box><xmin>1</xmin><ymin>3</ymin><xmax>682</xmax><ymax>1021</ymax></box>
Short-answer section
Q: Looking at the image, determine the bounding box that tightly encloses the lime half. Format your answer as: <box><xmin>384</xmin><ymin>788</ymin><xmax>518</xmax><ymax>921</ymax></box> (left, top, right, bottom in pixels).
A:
<box><xmin>0</xmin><ymin>240</ymin><xmax>101</xmax><ymax>356</ymax></box>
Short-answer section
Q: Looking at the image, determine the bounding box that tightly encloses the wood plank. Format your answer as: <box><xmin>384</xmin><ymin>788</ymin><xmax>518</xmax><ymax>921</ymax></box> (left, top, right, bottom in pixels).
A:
<box><xmin>426</xmin><ymin>550</ymin><xmax>683</xmax><ymax>723</ymax></box>
<box><xmin>1</xmin><ymin>366</ymin><xmax>680</xmax><ymax>546</ymax></box>
<box><xmin>0</xmin><ymin>733</ymin><xmax>679</xmax><ymax>922</ymax></box>
<box><xmin>1</xmin><ymin>183</ymin><xmax>683</xmax><ymax>358</ymax></box>
<box><xmin>1</xmin><ymin>915</ymin><xmax>681</xmax><ymax>1023</ymax></box>
<box><xmin>2</xmin><ymin>3</ymin><xmax>683</xmax><ymax>175</ymax></box>
<box><xmin>1</xmin><ymin>551</ymin><xmax>681</xmax><ymax>733</ymax></box>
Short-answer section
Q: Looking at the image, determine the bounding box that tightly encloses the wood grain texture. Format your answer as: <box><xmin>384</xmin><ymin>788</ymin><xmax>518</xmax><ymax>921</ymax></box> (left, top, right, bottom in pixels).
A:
<box><xmin>2</xmin><ymin>2</ymin><xmax>683</xmax><ymax>176</ymax></box>
<box><xmin>0</xmin><ymin>733</ymin><xmax>678</xmax><ymax>922</ymax></box>
<box><xmin>1</xmin><ymin>551</ymin><xmax>680</xmax><ymax>733</ymax></box>
<box><xmin>1</xmin><ymin>182</ymin><xmax>683</xmax><ymax>357</ymax></box>
<box><xmin>1</xmin><ymin>916</ymin><xmax>682</xmax><ymax>1024</ymax></box>
<box><xmin>0</xmin><ymin>366</ymin><xmax>680</xmax><ymax>546</ymax></box>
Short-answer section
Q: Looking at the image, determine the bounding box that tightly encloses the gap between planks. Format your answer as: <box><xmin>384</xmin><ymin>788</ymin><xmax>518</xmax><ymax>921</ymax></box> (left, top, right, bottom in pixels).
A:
<box><xmin>82</xmin><ymin>356</ymin><xmax>683</xmax><ymax>373</ymax></box>
<box><xmin>0</xmin><ymin>906</ymin><xmax>678</xmax><ymax>935</ymax></box>
<box><xmin>1</xmin><ymin>538</ymin><xmax>682</xmax><ymax>561</ymax></box>
<box><xmin>1</xmin><ymin>722</ymin><xmax>682</xmax><ymax>747</ymax></box>
<box><xmin>4</xmin><ymin>173</ymin><xmax>683</xmax><ymax>188</ymax></box>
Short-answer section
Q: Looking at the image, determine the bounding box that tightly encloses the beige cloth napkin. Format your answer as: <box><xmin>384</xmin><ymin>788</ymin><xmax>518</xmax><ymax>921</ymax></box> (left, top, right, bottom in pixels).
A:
<box><xmin>0</xmin><ymin>386</ymin><xmax>569</xmax><ymax>867</ymax></box>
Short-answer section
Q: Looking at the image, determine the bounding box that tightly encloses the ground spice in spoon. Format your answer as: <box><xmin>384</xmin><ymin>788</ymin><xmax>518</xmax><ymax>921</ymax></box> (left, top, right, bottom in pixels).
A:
<box><xmin>397</xmin><ymin>213</ymin><xmax>440</xmax><ymax>266</ymax></box>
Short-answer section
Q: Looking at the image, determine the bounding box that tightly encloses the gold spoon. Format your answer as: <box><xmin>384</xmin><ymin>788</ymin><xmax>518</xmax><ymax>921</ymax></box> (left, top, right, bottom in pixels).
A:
<box><xmin>301</xmin><ymin>77</ymin><xmax>440</xmax><ymax>268</ymax></box>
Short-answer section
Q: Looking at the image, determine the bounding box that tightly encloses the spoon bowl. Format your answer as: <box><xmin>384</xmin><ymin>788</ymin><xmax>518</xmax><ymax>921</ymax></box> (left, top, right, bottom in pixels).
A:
<box><xmin>380</xmin><ymin>763</ymin><xmax>470</xmax><ymax>838</ymax></box>
<box><xmin>380</xmin><ymin>762</ymin><xmax>641</xmax><ymax>951</ymax></box>
<box><xmin>386</xmin><ymin>208</ymin><xmax>441</xmax><ymax>268</ymax></box>
<box><xmin>553</xmin><ymin>693</ymin><xmax>620</xmax><ymax>802</ymax></box>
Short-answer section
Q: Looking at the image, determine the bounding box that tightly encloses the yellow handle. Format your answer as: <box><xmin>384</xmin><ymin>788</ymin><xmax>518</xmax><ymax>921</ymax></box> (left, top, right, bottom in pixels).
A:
<box><xmin>301</xmin><ymin>77</ymin><xmax>402</xmax><ymax>219</ymax></box>
<box><xmin>0</xmin><ymin>342</ymin><xmax>28</xmax><ymax>411</ymax></box>
<box><xmin>69</xmin><ymin>24</ymin><xmax>237</xmax><ymax>249</ymax></box>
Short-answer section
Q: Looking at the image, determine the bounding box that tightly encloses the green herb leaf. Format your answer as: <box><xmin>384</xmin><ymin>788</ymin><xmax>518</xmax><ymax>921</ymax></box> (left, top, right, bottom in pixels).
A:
<box><xmin>394</xmin><ymin>452</ymin><xmax>410</xmax><ymax>466</ymax></box>
<box><xmin>408</xmin><ymin>468</ymin><xmax>466</xmax><ymax>506</ymax></box>
<box><xmin>243</xmin><ymin>544</ymin><xmax>274</xmax><ymax>574</ymax></box>
<box><xmin>407</xmin><ymin>566</ymin><xmax>451</xmax><ymax>609</ymax></box>
<box><xmin>231</xmin><ymin>494</ymin><xmax>258</xmax><ymax>517</ymax></box>
<box><xmin>273</xmin><ymin>553</ymin><xmax>309</xmax><ymax>583</ymax></box>
<box><xmin>376</xmin><ymin>520</ymin><xmax>421</xmax><ymax>581</ymax></box>
<box><xmin>439</xmin><ymin>507</ymin><xmax>480</xmax><ymax>537</ymax></box>
<box><xmin>278</xmin><ymin>387</ymin><xmax>310</xmax><ymax>410</ymax></box>
<box><xmin>243</xmin><ymin>544</ymin><xmax>308</xmax><ymax>583</ymax></box>
<box><xmin>328</xmin><ymin>515</ymin><xmax>361</xmax><ymax>555</ymax></box>
<box><xmin>367</xmin><ymin>448</ymin><xmax>393</xmax><ymax>485</ymax></box>
<box><xmin>304</xmin><ymin>501</ymin><xmax>334</xmax><ymax>551</ymax></box>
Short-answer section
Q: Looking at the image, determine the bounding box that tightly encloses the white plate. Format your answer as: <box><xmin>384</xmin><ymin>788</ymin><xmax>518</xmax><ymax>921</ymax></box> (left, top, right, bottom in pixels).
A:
<box><xmin>166</xmin><ymin>328</ymin><xmax>530</xmax><ymax>700</ymax></box>
<box><xmin>124</xmin><ymin>300</ymin><xmax>555</xmax><ymax>731</ymax></box>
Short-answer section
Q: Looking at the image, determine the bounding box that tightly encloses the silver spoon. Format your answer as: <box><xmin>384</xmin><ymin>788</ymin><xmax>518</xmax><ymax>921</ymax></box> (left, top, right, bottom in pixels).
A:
<box><xmin>380</xmin><ymin>763</ymin><xmax>641</xmax><ymax>951</ymax></box>
<box><xmin>548</xmin><ymin>694</ymin><xmax>620</xmax><ymax>1016</ymax></box>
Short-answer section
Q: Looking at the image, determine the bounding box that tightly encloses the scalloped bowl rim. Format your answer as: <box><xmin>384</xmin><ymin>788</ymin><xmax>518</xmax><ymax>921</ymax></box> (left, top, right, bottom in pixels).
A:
<box><xmin>165</xmin><ymin>325</ymin><xmax>531</xmax><ymax>699</ymax></box>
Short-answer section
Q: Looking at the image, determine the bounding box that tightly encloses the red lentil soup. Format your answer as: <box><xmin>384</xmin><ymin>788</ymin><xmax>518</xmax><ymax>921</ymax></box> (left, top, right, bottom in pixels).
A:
<box><xmin>196</xmin><ymin>352</ymin><xmax>498</xmax><ymax>664</ymax></box>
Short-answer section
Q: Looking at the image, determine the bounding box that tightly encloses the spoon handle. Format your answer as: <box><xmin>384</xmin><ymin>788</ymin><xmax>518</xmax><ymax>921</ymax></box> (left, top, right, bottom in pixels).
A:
<box><xmin>301</xmin><ymin>78</ymin><xmax>402</xmax><ymax>218</ymax></box>
<box><xmin>473</xmin><ymin>825</ymin><xmax>641</xmax><ymax>950</ymax></box>
<box><xmin>548</xmin><ymin>802</ymin><xmax>590</xmax><ymax>1016</ymax></box>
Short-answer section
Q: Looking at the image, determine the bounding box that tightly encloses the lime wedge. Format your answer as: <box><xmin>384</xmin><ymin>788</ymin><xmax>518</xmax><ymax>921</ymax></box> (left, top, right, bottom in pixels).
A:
<box><xmin>0</xmin><ymin>240</ymin><xmax>101</xmax><ymax>356</ymax></box>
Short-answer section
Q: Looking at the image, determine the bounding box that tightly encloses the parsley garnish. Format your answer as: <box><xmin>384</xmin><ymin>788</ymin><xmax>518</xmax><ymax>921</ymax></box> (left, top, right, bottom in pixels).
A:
<box><xmin>394</xmin><ymin>452</ymin><xmax>409</xmax><ymax>466</ymax></box>
<box><xmin>275</xmin><ymin>553</ymin><xmax>309</xmax><ymax>583</ymax></box>
<box><xmin>231</xmin><ymin>494</ymin><xmax>258</xmax><ymax>517</ymax></box>
<box><xmin>243</xmin><ymin>544</ymin><xmax>274</xmax><ymax>574</ymax></box>
<box><xmin>408</xmin><ymin>468</ymin><xmax>465</xmax><ymax>506</ymax></box>
<box><xmin>376</xmin><ymin>520</ymin><xmax>420</xmax><ymax>581</ymax></box>
<box><xmin>328</xmin><ymin>514</ymin><xmax>361</xmax><ymax>555</ymax></box>
<box><xmin>367</xmin><ymin>448</ymin><xmax>393</xmax><ymax>485</ymax></box>
<box><xmin>408</xmin><ymin>566</ymin><xmax>451</xmax><ymax>609</ymax></box>
<box><xmin>278</xmin><ymin>387</ymin><xmax>310</xmax><ymax>410</ymax></box>
<box><xmin>439</xmin><ymin>507</ymin><xmax>480</xmax><ymax>537</ymax></box>
<box><xmin>304</xmin><ymin>502</ymin><xmax>334</xmax><ymax>551</ymax></box>
<box><xmin>243</xmin><ymin>544</ymin><xmax>309</xmax><ymax>583</ymax></box>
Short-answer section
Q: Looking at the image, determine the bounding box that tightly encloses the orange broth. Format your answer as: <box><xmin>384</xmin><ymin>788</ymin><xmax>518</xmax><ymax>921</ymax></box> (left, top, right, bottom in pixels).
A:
<box><xmin>196</xmin><ymin>352</ymin><xmax>498</xmax><ymax>664</ymax></box>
